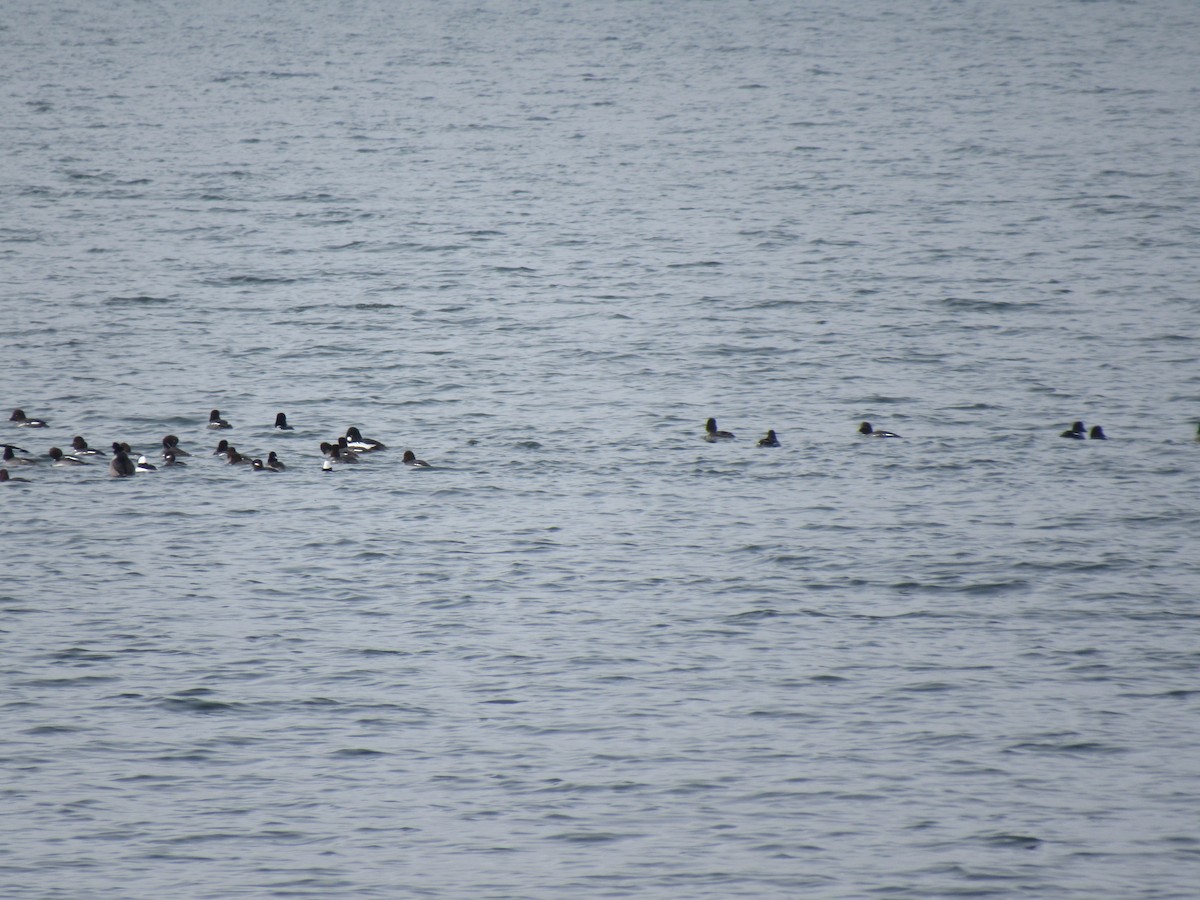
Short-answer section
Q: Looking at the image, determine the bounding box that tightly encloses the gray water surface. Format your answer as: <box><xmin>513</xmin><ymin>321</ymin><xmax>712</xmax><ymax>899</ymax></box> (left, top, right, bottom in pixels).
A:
<box><xmin>3</xmin><ymin>1</ymin><xmax>1200</xmax><ymax>896</ymax></box>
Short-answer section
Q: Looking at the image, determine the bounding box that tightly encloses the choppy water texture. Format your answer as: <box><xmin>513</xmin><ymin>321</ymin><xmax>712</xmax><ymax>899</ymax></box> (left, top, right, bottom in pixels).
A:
<box><xmin>4</xmin><ymin>1</ymin><xmax>1200</xmax><ymax>896</ymax></box>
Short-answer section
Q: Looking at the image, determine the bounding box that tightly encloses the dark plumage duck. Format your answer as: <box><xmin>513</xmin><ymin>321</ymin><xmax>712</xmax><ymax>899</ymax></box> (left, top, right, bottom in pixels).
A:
<box><xmin>2</xmin><ymin>445</ymin><xmax>36</xmax><ymax>466</ymax></box>
<box><xmin>266</xmin><ymin>451</ymin><xmax>285</xmax><ymax>471</ymax></box>
<box><xmin>207</xmin><ymin>408</ymin><xmax>232</xmax><ymax>429</ymax></box>
<box><xmin>757</xmin><ymin>429</ymin><xmax>780</xmax><ymax>447</ymax></box>
<box><xmin>49</xmin><ymin>447</ymin><xmax>87</xmax><ymax>466</ymax></box>
<box><xmin>1089</xmin><ymin>425</ymin><xmax>1106</xmax><ymax>440</ymax></box>
<box><xmin>213</xmin><ymin>439</ymin><xmax>231</xmax><ymax>456</ymax></box>
<box><xmin>162</xmin><ymin>451</ymin><xmax>186</xmax><ymax>467</ymax></box>
<box><xmin>345</xmin><ymin>426</ymin><xmax>385</xmax><ymax>451</ymax></box>
<box><xmin>274</xmin><ymin>412</ymin><xmax>293</xmax><ymax>431</ymax></box>
<box><xmin>402</xmin><ymin>450</ymin><xmax>430</xmax><ymax>468</ymax></box>
<box><xmin>162</xmin><ymin>435</ymin><xmax>190</xmax><ymax>458</ymax></box>
<box><xmin>72</xmin><ymin>436</ymin><xmax>106</xmax><ymax>457</ymax></box>
<box><xmin>9</xmin><ymin>409</ymin><xmax>47</xmax><ymax>427</ymax></box>
<box><xmin>704</xmin><ymin>418</ymin><xmax>734</xmax><ymax>441</ymax></box>
<box><xmin>108</xmin><ymin>445</ymin><xmax>135</xmax><ymax>477</ymax></box>
<box><xmin>859</xmin><ymin>422</ymin><xmax>901</xmax><ymax>438</ymax></box>
<box><xmin>1060</xmin><ymin>421</ymin><xmax>1086</xmax><ymax>439</ymax></box>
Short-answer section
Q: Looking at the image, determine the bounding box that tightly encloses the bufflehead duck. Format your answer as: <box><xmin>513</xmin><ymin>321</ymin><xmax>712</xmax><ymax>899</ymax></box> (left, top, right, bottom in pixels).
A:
<box><xmin>274</xmin><ymin>412</ymin><xmax>293</xmax><ymax>431</ymax></box>
<box><xmin>705</xmin><ymin>418</ymin><xmax>734</xmax><ymax>441</ymax></box>
<box><xmin>207</xmin><ymin>409</ymin><xmax>232</xmax><ymax>429</ymax></box>
<box><xmin>266</xmin><ymin>451</ymin><xmax>285</xmax><ymax>471</ymax></box>
<box><xmin>2</xmin><ymin>445</ymin><xmax>36</xmax><ymax>466</ymax></box>
<box><xmin>1089</xmin><ymin>425</ymin><xmax>1107</xmax><ymax>440</ymax></box>
<box><xmin>162</xmin><ymin>451</ymin><xmax>186</xmax><ymax>467</ymax></box>
<box><xmin>48</xmin><ymin>447</ymin><xmax>87</xmax><ymax>466</ymax></box>
<box><xmin>136</xmin><ymin>455</ymin><xmax>158</xmax><ymax>472</ymax></box>
<box><xmin>9</xmin><ymin>409</ymin><xmax>47</xmax><ymax>428</ymax></box>
<box><xmin>213</xmin><ymin>439</ymin><xmax>231</xmax><ymax>456</ymax></box>
<box><xmin>345</xmin><ymin>426</ymin><xmax>385</xmax><ymax>451</ymax></box>
<box><xmin>162</xmin><ymin>435</ymin><xmax>191</xmax><ymax>457</ymax></box>
<box><xmin>1060</xmin><ymin>421</ymin><xmax>1086</xmax><ymax>439</ymax></box>
<box><xmin>859</xmin><ymin>422</ymin><xmax>901</xmax><ymax>438</ymax></box>
<box><xmin>402</xmin><ymin>450</ymin><xmax>430</xmax><ymax>467</ymax></box>
<box><xmin>757</xmin><ymin>429</ymin><xmax>780</xmax><ymax>447</ymax></box>
<box><xmin>322</xmin><ymin>459</ymin><xmax>334</xmax><ymax>472</ymax></box>
<box><xmin>108</xmin><ymin>447</ymin><xmax>136</xmax><ymax>477</ymax></box>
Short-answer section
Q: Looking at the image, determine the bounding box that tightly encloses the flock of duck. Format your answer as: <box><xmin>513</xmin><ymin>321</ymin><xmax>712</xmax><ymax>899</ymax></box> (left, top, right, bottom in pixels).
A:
<box><xmin>4</xmin><ymin>407</ymin><xmax>1183</xmax><ymax>485</ymax></box>
<box><xmin>2</xmin><ymin>408</ymin><xmax>429</xmax><ymax>483</ymax></box>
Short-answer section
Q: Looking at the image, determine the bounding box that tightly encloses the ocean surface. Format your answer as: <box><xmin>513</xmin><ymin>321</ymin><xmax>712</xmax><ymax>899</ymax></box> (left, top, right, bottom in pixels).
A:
<box><xmin>3</xmin><ymin>0</ymin><xmax>1200</xmax><ymax>896</ymax></box>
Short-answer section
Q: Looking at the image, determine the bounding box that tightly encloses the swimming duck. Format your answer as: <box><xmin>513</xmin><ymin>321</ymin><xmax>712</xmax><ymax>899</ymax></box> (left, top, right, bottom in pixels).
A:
<box><xmin>49</xmin><ymin>447</ymin><xmax>88</xmax><ymax>466</ymax></box>
<box><xmin>859</xmin><ymin>422</ymin><xmax>901</xmax><ymax>438</ymax></box>
<box><xmin>223</xmin><ymin>446</ymin><xmax>251</xmax><ymax>465</ymax></box>
<box><xmin>274</xmin><ymin>412</ymin><xmax>293</xmax><ymax>431</ymax></box>
<box><xmin>345</xmin><ymin>426</ymin><xmax>385</xmax><ymax>451</ymax></box>
<box><xmin>336</xmin><ymin>436</ymin><xmax>361</xmax><ymax>461</ymax></box>
<box><xmin>2</xmin><ymin>445</ymin><xmax>36</xmax><ymax>466</ymax></box>
<box><xmin>329</xmin><ymin>445</ymin><xmax>358</xmax><ymax>464</ymax></box>
<box><xmin>9</xmin><ymin>409</ymin><xmax>47</xmax><ymax>427</ymax></box>
<box><xmin>402</xmin><ymin>450</ymin><xmax>430</xmax><ymax>467</ymax></box>
<box><xmin>1</xmin><ymin>468</ymin><xmax>29</xmax><ymax>483</ymax></box>
<box><xmin>162</xmin><ymin>451</ymin><xmax>187</xmax><ymax>467</ymax></box>
<box><xmin>213</xmin><ymin>439</ymin><xmax>231</xmax><ymax>456</ymax></box>
<box><xmin>757</xmin><ymin>429</ymin><xmax>780</xmax><ymax>447</ymax></box>
<box><xmin>1089</xmin><ymin>425</ymin><xmax>1107</xmax><ymax>440</ymax></box>
<box><xmin>136</xmin><ymin>455</ymin><xmax>158</xmax><ymax>472</ymax></box>
<box><xmin>71</xmin><ymin>436</ymin><xmax>106</xmax><ymax>457</ymax></box>
<box><xmin>705</xmin><ymin>418</ymin><xmax>734</xmax><ymax>441</ymax></box>
<box><xmin>1060</xmin><ymin>421</ymin><xmax>1086</xmax><ymax>439</ymax></box>
<box><xmin>251</xmin><ymin>458</ymin><xmax>274</xmax><ymax>472</ymax></box>
<box><xmin>322</xmin><ymin>459</ymin><xmax>334</xmax><ymax>473</ymax></box>
<box><xmin>162</xmin><ymin>435</ymin><xmax>191</xmax><ymax>457</ymax></box>
<box><xmin>108</xmin><ymin>446</ymin><xmax>136</xmax><ymax>477</ymax></box>
<box><xmin>207</xmin><ymin>409</ymin><xmax>232</xmax><ymax>429</ymax></box>
<box><xmin>266</xmin><ymin>451</ymin><xmax>286</xmax><ymax>471</ymax></box>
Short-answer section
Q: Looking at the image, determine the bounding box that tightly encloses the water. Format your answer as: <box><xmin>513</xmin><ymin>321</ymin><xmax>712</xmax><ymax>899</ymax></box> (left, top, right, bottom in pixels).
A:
<box><xmin>3</xmin><ymin>0</ymin><xmax>1200</xmax><ymax>896</ymax></box>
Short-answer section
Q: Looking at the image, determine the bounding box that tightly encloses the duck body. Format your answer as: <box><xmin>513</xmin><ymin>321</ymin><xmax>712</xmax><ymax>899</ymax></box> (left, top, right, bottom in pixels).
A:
<box><xmin>10</xmin><ymin>409</ymin><xmax>47</xmax><ymax>427</ymax></box>
<box><xmin>1061</xmin><ymin>421</ymin><xmax>1086</xmax><ymax>439</ymax></box>
<box><xmin>266</xmin><ymin>451</ymin><xmax>286</xmax><ymax>471</ymax></box>
<box><xmin>108</xmin><ymin>447</ymin><xmax>136</xmax><ymax>477</ymax></box>
<box><xmin>345</xmin><ymin>426</ymin><xmax>385</xmax><ymax>451</ymax></box>
<box><xmin>402</xmin><ymin>450</ymin><xmax>430</xmax><ymax>467</ymax></box>
<box><xmin>1089</xmin><ymin>425</ymin><xmax>1107</xmax><ymax>440</ymax></box>
<box><xmin>71</xmin><ymin>436</ymin><xmax>106</xmax><ymax>457</ymax></box>
<box><xmin>704</xmin><ymin>418</ymin><xmax>734</xmax><ymax>441</ymax></box>
<box><xmin>162</xmin><ymin>452</ymin><xmax>187</xmax><ymax>467</ymax></box>
<box><xmin>274</xmin><ymin>412</ymin><xmax>293</xmax><ymax>431</ymax></box>
<box><xmin>757</xmin><ymin>429</ymin><xmax>780</xmax><ymax>447</ymax></box>
<box><xmin>859</xmin><ymin>422</ymin><xmax>901</xmax><ymax>438</ymax></box>
<box><xmin>49</xmin><ymin>447</ymin><xmax>88</xmax><ymax>466</ymax></box>
<box><xmin>207</xmin><ymin>409</ymin><xmax>232</xmax><ymax>429</ymax></box>
<box><xmin>3</xmin><ymin>445</ymin><xmax>37</xmax><ymax>466</ymax></box>
<box><xmin>136</xmin><ymin>455</ymin><xmax>158</xmax><ymax>472</ymax></box>
<box><xmin>162</xmin><ymin>435</ymin><xmax>190</xmax><ymax>458</ymax></box>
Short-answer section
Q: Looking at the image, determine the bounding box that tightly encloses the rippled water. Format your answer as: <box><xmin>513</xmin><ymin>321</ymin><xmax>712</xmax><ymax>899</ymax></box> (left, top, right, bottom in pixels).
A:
<box><xmin>4</xmin><ymin>1</ymin><xmax>1200</xmax><ymax>896</ymax></box>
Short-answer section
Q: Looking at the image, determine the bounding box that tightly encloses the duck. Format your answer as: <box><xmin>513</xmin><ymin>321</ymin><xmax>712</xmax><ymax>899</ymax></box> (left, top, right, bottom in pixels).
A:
<box><xmin>345</xmin><ymin>426</ymin><xmax>385</xmax><ymax>451</ymax></box>
<box><xmin>162</xmin><ymin>451</ymin><xmax>187</xmax><ymax>467</ymax></box>
<box><xmin>251</xmin><ymin>458</ymin><xmax>274</xmax><ymax>472</ymax></box>
<box><xmin>322</xmin><ymin>459</ymin><xmax>334</xmax><ymax>473</ymax></box>
<box><xmin>213</xmin><ymin>439</ymin><xmax>231</xmax><ymax>456</ymax></box>
<box><xmin>266</xmin><ymin>451</ymin><xmax>285</xmax><ymax>471</ymax></box>
<box><xmin>329</xmin><ymin>444</ymin><xmax>358</xmax><ymax>464</ymax></box>
<box><xmin>223</xmin><ymin>445</ymin><xmax>251</xmax><ymax>465</ymax></box>
<box><xmin>1</xmin><ymin>468</ymin><xmax>30</xmax><ymax>483</ymax></box>
<box><xmin>1060</xmin><ymin>421</ymin><xmax>1086</xmax><ymax>439</ymax></box>
<box><xmin>336</xmin><ymin>436</ymin><xmax>362</xmax><ymax>461</ymax></box>
<box><xmin>757</xmin><ymin>429</ymin><xmax>780</xmax><ymax>447</ymax></box>
<box><xmin>274</xmin><ymin>412</ymin><xmax>294</xmax><ymax>431</ymax></box>
<box><xmin>2</xmin><ymin>445</ymin><xmax>37</xmax><ymax>466</ymax></box>
<box><xmin>207</xmin><ymin>408</ymin><xmax>232</xmax><ymax>429</ymax></box>
<box><xmin>9</xmin><ymin>409</ymin><xmax>48</xmax><ymax>428</ymax></box>
<box><xmin>704</xmin><ymin>418</ymin><xmax>734</xmax><ymax>441</ymax></box>
<box><xmin>859</xmin><ymin>421</ymin><xmax>901</xmax><ymax>438</ymax></box>
<box><xmin>108</xmin><ymin>446</ymin><xmax>136</xmax><ymax>477</ymax></box>
<box><xmin>70</xmin><ymin>436</ymin><xmax>106</xmax><ymax>457</ymax></box>
<box><xmin>319</xmin><ymin>441</ymin><xmax>337</xmax><ymax>460</ymax></box>
<box><xmin>1089</xmin><ymin>425</ymin><xmax>1107</xmax><ymax>440</ymax></box>
<box><xmin>136</xmin><ymin>455</ymin><xmax>158</xmax><ymax>472</ymax></box>
<box><xmin>402</xmin><ymin>450</ymin><xmax>430</xmax><ymax>467</ymax></box>
<box><xmin>162</xmin><ymin>435</ymin><xmax>191</xmax><ymax>457</ymax></box>
<box><xmin>49</xmin><ymin>447</ymin><xmax>88</xmax><ymax>466</ymax></box>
